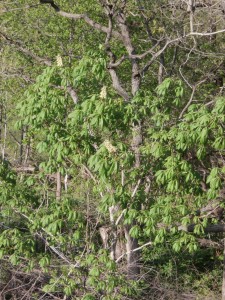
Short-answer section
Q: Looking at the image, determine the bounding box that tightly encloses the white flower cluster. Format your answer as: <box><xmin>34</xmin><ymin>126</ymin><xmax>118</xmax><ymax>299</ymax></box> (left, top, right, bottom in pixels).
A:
<box><xmin>100</xmin><ymin>86</ymin><xmax>107</xmax><ymax>99</ymax></box>
<box><xmin>56</xmin><ymin>54</ymin><xmax>63</xmax><ymax>67</ymax></box>
<box><xmin>103</xmin><ymin>139</ymin><xmax>117</xmax><ymax>153</ymax></box>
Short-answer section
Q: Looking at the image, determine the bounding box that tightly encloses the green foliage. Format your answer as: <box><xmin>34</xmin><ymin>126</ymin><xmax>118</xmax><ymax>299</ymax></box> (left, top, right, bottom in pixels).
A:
<box><xmin>1</xmin><ymin>0</ymin><xmax>225</xmax><ymax>299</ymax></box>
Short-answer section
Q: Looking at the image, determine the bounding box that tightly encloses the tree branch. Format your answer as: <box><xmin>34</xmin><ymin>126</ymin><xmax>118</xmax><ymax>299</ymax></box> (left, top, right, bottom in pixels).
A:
<box><xmin>116</xmin><ymin>10</ymin><xmax>141</xmax><ymax>95</ymax></box>
<box><xmin>1</xmin><ymin>32</ymin><xmax>79</xmax><ymax>104</ymax></box>
<box><xmin>57</xmin><ymin>11</ymin><xmax>122</xmax><ymax>39</ymax></box>
<box><xmin>179</xmin><ymin>223</ymin><xmax>225</xmax><ymax>233</ymax></box>
<box><xmin>14</xmin><ymin>209</ymin><xmax>80</xmax><ymax>268</ymax></box>
<box><xmin>116</xmin><ymin>241</ymin><xmax>152</xmax><ymax>263</ymax></box>
<box><xmin>104</xmin><ymin>10</ymin><xmax>130</xmax><ymax>101</ymax></box>
<box><xmin>66</xmin><ymin>86</ymin><xmax>79</xmax><ymax>104</ymax></box>
<box><xmin>197</xmin><ymin>238</ymin><xmax>223</xmax><ymax>250</ymax></box>
<box><xmin>0</xmin><ymin>32</ymin><xmax>52</xmax><ymax>66</ymax></box>
<box><xmin>40</xmin><ymin>0</ymin><xmax>60</xmax><ymax>11</ymax></box>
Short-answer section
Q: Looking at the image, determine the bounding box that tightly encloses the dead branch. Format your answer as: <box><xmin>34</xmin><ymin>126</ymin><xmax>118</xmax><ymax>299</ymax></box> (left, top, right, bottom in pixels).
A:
<box><xmin>58</xmin><ymin>11</ymin><xmax>122</xmax><ymax>40</ymax></box>
<box><xmin>179</xmin><ymin>223</ymin><xmax>225</xmax><ymax>233</ymax></box>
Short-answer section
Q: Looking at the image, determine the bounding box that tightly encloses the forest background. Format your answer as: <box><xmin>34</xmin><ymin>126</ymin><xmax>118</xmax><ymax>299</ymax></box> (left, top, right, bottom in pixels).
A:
<box><xmin>1</xmin><ymin>0</ymin><xmax>225</xmax><ymax>299</ymax></box>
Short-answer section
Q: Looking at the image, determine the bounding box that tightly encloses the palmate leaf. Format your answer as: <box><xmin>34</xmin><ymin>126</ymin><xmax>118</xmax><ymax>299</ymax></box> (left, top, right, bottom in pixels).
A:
<box><xmin>213</xmin><ymin>136</ymin><xmax>225</xmax><ymax>150</ymax></box>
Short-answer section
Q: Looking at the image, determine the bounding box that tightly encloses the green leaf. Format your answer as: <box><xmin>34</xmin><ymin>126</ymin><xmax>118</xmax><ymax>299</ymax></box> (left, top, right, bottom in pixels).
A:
<box><xmin>82</xmin><ymin>295</ymin><xmax>95</xmax><ymax>300</ymax></box>
<box><xmin>89</xmin><ymin>267</ymin><xmax>100</xmax><ymax>277</ymax></box>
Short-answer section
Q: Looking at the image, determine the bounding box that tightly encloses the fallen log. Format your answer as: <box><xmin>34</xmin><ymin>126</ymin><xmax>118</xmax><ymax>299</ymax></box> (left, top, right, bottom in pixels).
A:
<box><xmin>178</xmin><ymin>223</ymin><xmax>225</xmax><ymax>233</ymax></box>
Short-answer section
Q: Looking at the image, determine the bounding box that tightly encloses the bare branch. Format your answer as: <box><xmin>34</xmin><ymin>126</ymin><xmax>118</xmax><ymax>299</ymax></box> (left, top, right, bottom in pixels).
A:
<box><xmin>116</xmin><ymin>9</ymin><xmax>141</xmax><ymax>95</ymax></box>
<box><xmin>115</xmin><ymin>209</ymin><xmax>126</xmax><ymax>226</ymax></box>
<box><xmin>179</xmin><ymin>223</ymin><xmax>225</xmax><ymax>233</ymax></box>
<box><xmin>179</xmin><ymin>86</ymin><xmax>196</xmax><ymax>119</ymax></box>
<box><xmin>190</xmin><ymin>28</ymin><xmax>225</xmax><ymax>36</ymax></box>
<box><xmin>108</xmin><ymin>55</ymin><xmax>127</xmax><ymax>68</ymax></box>
<box><xmin>99</xmin><ymin>4</ymin><xmax>131</xmax><ymax>101</ymax></box>
<box><xmin>139</xmin><ymin>30</ymin><xmax>225</xmax><ymax>76</ymax></box>
<box><xmin>197</xmin><ymin>238</ymin><xmax>223</xmax><ymax>250</ymax></box>
<box><xmin>1</xmin><ymin>32</ymin><xmax>80</xmax><ymax>103</ymax></box>
<box><xmin>40</xmin><ymin>0</ymin><xmax>60</xmax><ymax>11</ymax></box>
<box><xmin>116</xmin><ymin>241</ymin><xmax>152</xmax><ymax>263</ymax></box>
<box><xmin>0</xmin><ymin>32</ymin><xmax>52</xmax><ymax>66</ymax></box>
<box><xmin>179</xmin><ymin>76</ymin><xmax>209</xmax><ymax>118</ymax></box>
<box><xmin>66</xmin><ymin>86</ymin><xmax>79</xmax><ymax>104</ymax></box>
<box><xmin>14</xmin><ymin>209</ymin><xmax>80</xmax><ymax>268</ymax></box>
<box><xmin>131</xmin><ymin>179</ymin><xmax>142</xmax><ymax>198</ymax></box>
<box><xmin>107</xmin><ymin>64</ymin><xmax>130</xmax><ymax>101</ymax></box>
<box><xmin>58</xmin><ymin>11</ymin><xmax>122</xmax><ymax>39</ymax></box>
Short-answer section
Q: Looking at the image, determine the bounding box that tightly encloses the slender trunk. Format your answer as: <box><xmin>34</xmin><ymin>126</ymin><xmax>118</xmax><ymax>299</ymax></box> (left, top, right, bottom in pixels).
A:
<box><xmin>132</xmin><ymin>123</ymin><xmax>142</xmax><ymax>168</ymax></box>
<box><xmin>23</xmin><ymin>126</ymin><xmax>29</xmax><ymax>166</ymax></box>
<box><xmin>64</xmin><ymin>173</ymin><xmax>68</xmax><ymax>192</ymax></box>
<box><xmin>2</xmin><ymin>107</ymin><xmax>7</xmax><ymax>161</ymax></box>
<box><xmin>113</xmin><ymin>8</ymin><xmax>142</xmax><ymax>279</ymax></box>
<box><xmin>158</xmin><ymin>54</ymin><xmax>164</xmax><ymax>85</ymax></box>
<box><xmin>106</xmin><ymin>172</ymin><xmax>126</xmax><ymax>261</ymax></box>
<box><xmin>56</xmin><ymin>171</ymin><xmax>61</xmax><ymax>200</ymax></box>
<box><xmin>24</xmin><ymin>142</ymin><xmax>30</xmax><ymax>166</ymax></box>
<box><xmin>0</xmin><ymin>103</ymin><xmax>3</xmax><ymax>160</ymax></box>
<box><xmin>123</xmin><ymin>123</ymin><xmax>142</xmax><ymax>279</ymax></box>
<box><xmin>124</xmin><ymin>225</ymin><xmax>140</xmax><ymax>279</ymax></box>
<box><xmin>20</xmin><ymin>126</ymin><xmax>25</xmax><ymax>164</ymax></box>
<box><xmin>0</xmin><ymin>104</ymin><xmax>2</xmax><ymax>150</ymax></box>
<box><xmin>0</xmin><ymin>103</ymin><xmax>6</xmax><ymax>160</ymax></box>
<box><xmin>187</xmin><ymin>0</ymin><xmax>195</xmax><ymax>32</ymax></box>
<box><xmin>109</xmin><ymin>205</ymin><xmax>119</xmax><ymax>260</ymax></box>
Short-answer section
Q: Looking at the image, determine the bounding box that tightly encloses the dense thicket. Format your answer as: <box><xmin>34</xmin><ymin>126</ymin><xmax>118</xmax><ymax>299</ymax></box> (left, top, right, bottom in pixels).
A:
<box><xmin>0</xmin><ymin>1</ymin><xmax>225</xmax><ymax>299</ymax></box>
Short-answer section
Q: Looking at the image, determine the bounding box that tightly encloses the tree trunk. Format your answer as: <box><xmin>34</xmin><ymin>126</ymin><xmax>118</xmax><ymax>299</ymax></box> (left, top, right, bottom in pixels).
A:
<box><xmin>109</xmin><ymin>205</ymin><xmax>119</xmax><ymax>260</ymax></box>
<box><xmin>124</xmin><ymin>225</ymin><xmax>140</xmax><ymax>279</ymax></box>
<box><xmin>158</xmin><ymin>54</ymin><xmax>164</xmax><ymax>84</ymax></box>
<box><xmin>123</xmin><ymin>123</ymin><xmax>142</xmax><ymax>279</ymax></box>
<box><xmin>0</xmin><ymin>105</ymin><xmax>7</xmax><ymax>161</ymax></box>
<box><xmin>56</xmin><ymin>171</ymin><xmax>61</xmax><ymax>200</ymax></box>
<box><xmin>0</xmin><ymin>103</ymin><xmax>2</xmax><ymax>155</ymax></box>
<box><xmin>187</xmin><ymin>0</ymin><xmax>195</xmax><ymax>32</ymax></box>
<box><xmin>20</xmin><ymin>126</ymin><xmax>25</xmax><ymax>164</ymax></box>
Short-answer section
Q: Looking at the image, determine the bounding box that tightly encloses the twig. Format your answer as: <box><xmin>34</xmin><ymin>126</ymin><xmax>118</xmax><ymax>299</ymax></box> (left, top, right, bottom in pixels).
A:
<box><xmin>131</xmin><ymin>179</ymin><xmax>142</xmax><ymax>198</ymax></box>
<box><xmin>179</xmin><ymin>77</ymin><xmax>208</xmax><ymax>118</ymax></box>
<box><xmin>115</xmin><ymin>179</ymin><xmax>142</xmax><ymax>226</ymax></box>
<box><xmin>116</xmin><ymin>241</ymin><xmax>152</xmax><ymax>263</ymax></box>
<box><xmin>13</xmin><ymin>209</ymin><xmax>80</xmax><ymax>268</ymax></box>
<box><xmin>179</xmin><ymin>86</ymin><xmax>196</xmax><ymax>119</ymax></box>
<box><xmin>115</xmin><ymin>209</ymin><xmax>126</xmax><ymax>226</ymax></box>
<box><xmin>58</xmin><ymin>11</ymin><xmax>122</xmax><ymax>40</ymax></box>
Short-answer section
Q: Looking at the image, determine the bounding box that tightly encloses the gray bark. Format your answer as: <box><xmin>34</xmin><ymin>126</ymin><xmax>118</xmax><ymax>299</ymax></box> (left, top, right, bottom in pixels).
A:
<box><xmin>56</xmin><ymin>171</ymin><xmax>61</xmax><ymax>200</ymax></box>
<box><xmin>179</xmin><ymin>223</ymin><xmax>225</xmax><ymax>233</ymax></box>
<box><xmin>124</xmin><ymin>225</ymin><xmax>140</xmax><ymax>279</ymax></box>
